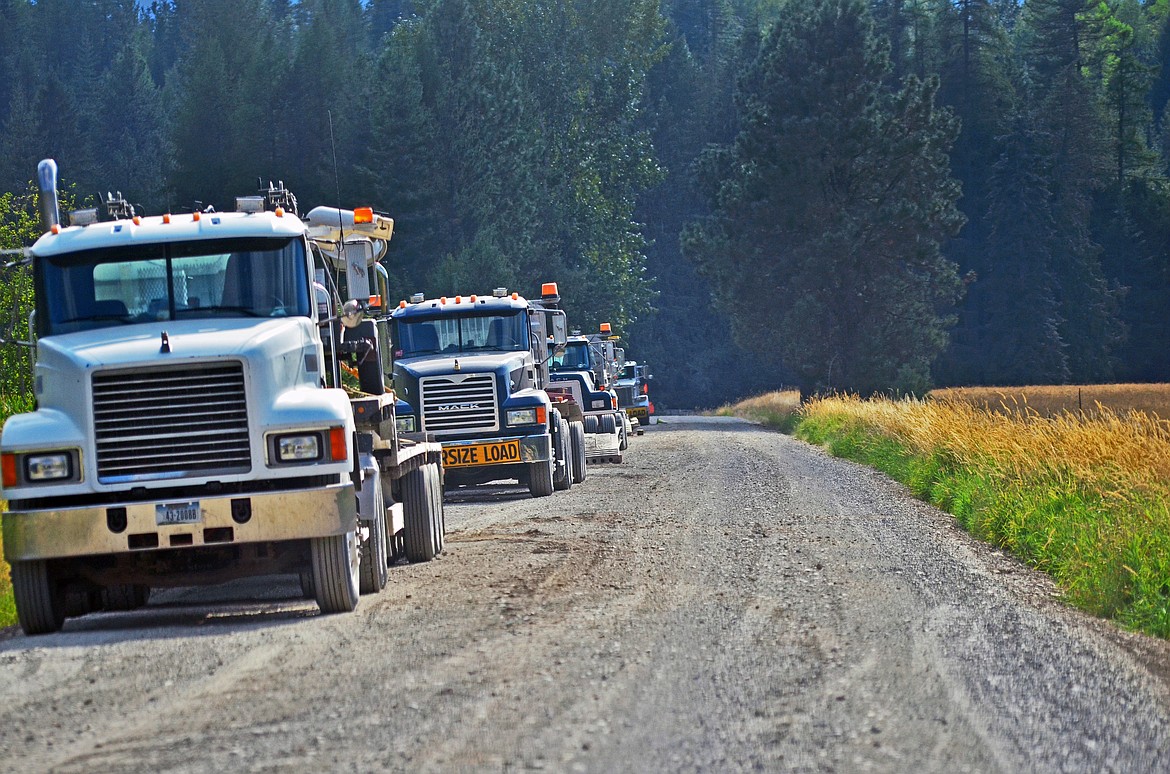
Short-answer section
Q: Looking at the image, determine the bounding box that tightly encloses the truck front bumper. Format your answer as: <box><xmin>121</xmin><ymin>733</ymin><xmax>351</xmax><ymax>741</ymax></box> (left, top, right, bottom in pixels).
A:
<box><xmin>439</xmin><ymin>434</ymin><xmax>551</xmax><ymax>469</ymax></box>
<box><xmin>2</xmin><ymin>483</ymin><xmax>357</xmax><ymax>562</ymax></box>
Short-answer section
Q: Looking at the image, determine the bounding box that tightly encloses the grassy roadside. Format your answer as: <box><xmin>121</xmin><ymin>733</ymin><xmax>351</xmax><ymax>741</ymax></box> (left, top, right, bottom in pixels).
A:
<box><xmin>721</xmin><ymin>391</ymin><xmax>1170</xmax><ymax>640</ymax></box>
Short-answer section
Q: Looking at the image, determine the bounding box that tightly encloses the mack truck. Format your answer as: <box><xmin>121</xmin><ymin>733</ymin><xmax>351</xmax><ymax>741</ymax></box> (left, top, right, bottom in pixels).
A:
<box><xmin>0</xmin><ymin>160</ymin><xmax>445</xmax><ymax>635</ymax></box>
<box><xmin>389</xmin><ymin>283</ymin><xmax>585</xmax><ymax>497</ymax></box>
<box><xmin>615</xmin><ymin>360</ymin><xmax>654</xmax><ymax>433</ymax></box>
<box><xmin>549</xmin><ymin>323</ymin><xmax>629</xmax><ymax>463</ymax></box>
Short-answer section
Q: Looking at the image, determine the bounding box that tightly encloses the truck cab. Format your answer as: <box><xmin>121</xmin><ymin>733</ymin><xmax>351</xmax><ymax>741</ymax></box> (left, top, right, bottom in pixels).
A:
<box><xmin>548</xmin><ymin>325</ymin><xmax>628</xmax><ymax>462</ymax></box>
<box><xmin>615</xmin><ymin>360</ymin><xmax>654</xmax><ymax>431</ymax></box>
<box><xmin>390</xmin><ymin>285</ymin><xmax>572</xmax><ymax>496</ymax></box>
<box><xmin>0</xmin><ymin>161</ymin><xmax>443</xmax><ymax>635</ymax></box>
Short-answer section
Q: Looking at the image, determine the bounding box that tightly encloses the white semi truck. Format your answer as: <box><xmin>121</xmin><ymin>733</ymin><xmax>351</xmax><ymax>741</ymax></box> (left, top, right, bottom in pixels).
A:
<box><xmin>0</xmin><ymin>161</ymin><xmax>444</xmax><ymax>635</ymax></box>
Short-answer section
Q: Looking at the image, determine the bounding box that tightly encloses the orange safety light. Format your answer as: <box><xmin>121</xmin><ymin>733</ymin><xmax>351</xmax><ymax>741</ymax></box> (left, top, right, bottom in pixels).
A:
<box><xmin>455</xmin><ymin>295</ymin><xmax>462</xmax><ymax>304</ymax></box>
<box><xmin>133</xmin><ymin>216</ymin><xmax>141</xmax><ymax>225</ymax></box>
<box><xmin>1</xmin><ymin>453</ymin><xmax>16</xmax><ymax>488</ymax></box>
<box><xmin>536</xmin><ymin>406</ymin><xmax>548</xmax><ymax>425</ymax></box>
<box><xmin>193</xmin><ymin>211</ymin><xmax>201</xmax><ymax>222</ymax></box>
<box><xmin>50</xmin><ymin>224</ymin><xmax>61</xmax><ymax>234</ymax></box>
<box><xmin>511</xmin><ymin>292</ymin><xmax>519</xmax><ymax>300</ymax></box>
<box><xmin>600</xmin><ymin>322</ymin><xmax>612</xmax><ymax>334</ymax></box>
<box><xmin>329</xmin><ymin>427</ymin><xmax>348</xmax><ymax>463</ymax></box>
<box><xmin>399</xmin><ymin>300</ymin><xmax>408</xmax><ymax>309</ymax></box>
<box><xmin>369</xmin><ymin>295</ymin><xmax>383</xmax><ymax>307</ymax></box>
<box><xmin>541</xmin><ymin>282</ymin><xmax>559</xmax><ymax>297</ymax></box>
<box><xmin>162</xmin><ymin>213</ymin><xmax>172</xmax><ymax>224</ymax></box>
<box><xmin>440</xmin><ymin>296</ymin><xmax>448</xmax><ymax>304</ymax></box>
<box><xmin>353</xmin><ymin>207</ymin><xmax>374</xmax><ymax>224</ymax></box>
<box><xmin>470</xmin><ymin>295</ymin><xmax>478</xmax><ymax>302</ymax></box>
<box><xmin>274</xmin><ymin>207</ymin><xmax>285</xmax><ymax>217</ymax></box>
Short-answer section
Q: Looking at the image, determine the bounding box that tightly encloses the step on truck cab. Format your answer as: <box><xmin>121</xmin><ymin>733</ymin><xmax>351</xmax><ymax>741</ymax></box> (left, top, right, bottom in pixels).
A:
<box><xmin>548</xmin><ymin>323</ymin><xmax>629</xmax><ymax>463</ymax></box>
<box><xmin>0</xmin><ymin>160</ymin><xmax>444</xmax><ymax>635</ymax></box>
<box><xmin>390</xmin><ymin>283</ymin><xmax>580</xmax><ymax>496</ymax></box>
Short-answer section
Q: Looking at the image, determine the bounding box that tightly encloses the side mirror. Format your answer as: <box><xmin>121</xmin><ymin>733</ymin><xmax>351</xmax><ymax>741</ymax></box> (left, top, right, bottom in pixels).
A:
<box><xmin>340</xmin><ymin>299</ymin><xmax>364</xmax><ymax>329</ymax></box>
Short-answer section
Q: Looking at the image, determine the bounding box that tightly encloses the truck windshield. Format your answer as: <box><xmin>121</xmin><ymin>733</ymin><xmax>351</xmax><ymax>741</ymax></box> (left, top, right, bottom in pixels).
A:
<box><xmin>36</xmin><ymin>237</ymin><xmax>311</xmax><ymax>336</ymax></box>
<box><xmin>394</xmin><ymin>311</ymin><xmax>528</xmax><ymax>357</ymax></box>
<box><xmin>551</xmin><ymin>341</ymin><xmax>591</xmax><ymax>372</ymax></box>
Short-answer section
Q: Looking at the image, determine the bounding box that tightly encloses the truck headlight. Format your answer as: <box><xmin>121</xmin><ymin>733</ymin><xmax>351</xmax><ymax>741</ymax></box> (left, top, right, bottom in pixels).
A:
<box><xmin>396</xmin><ymin>415</ymin><xmax>417</xmax><ymax>433</ymax></box>
<box><xmin>276</xmin><ymin>433</ymin><xmax>323</xmax><ymax>462</ymax></box>
<box><xmin>25</xmin><ymin>452</ymin><xmax>73</xmax><ymax>482</ymax></box>
<box><xmin>506</xmin><ymin>407</ymin><xmax>546</xmax><ymax>426</ymax></box>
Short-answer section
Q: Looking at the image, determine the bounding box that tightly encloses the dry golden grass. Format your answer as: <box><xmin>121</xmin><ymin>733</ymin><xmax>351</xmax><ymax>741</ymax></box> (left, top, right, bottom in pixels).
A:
<box><xmin>930</xmin><ymin>383</ymin><xmax>1170</xmax><ymax>420</ymax></box>
<box><xmin>803</xmin><ymin>395</ymin><xmax>1170</xmax><ymax>506</ymax></box>
<box><xmin>716</xmin><ymin>390</ymin><xmax>802</xmax><ymax>431</ymax></box>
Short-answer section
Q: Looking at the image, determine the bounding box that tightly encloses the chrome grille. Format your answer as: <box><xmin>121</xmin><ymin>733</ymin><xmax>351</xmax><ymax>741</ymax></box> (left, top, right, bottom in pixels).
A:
<box><xmin>420</xmin><ymin>373</ymin><xmax>498</xmax><ymax>434</ymax></box>
<box><xmin>93</xmin><ymin>362</ymin><xmax>251</xmax><ymax>482</ymax></box>
<box><xmin>615</xmin><ymin>385</ymin><xmax>636</xmax><ymax>408</ymax></box>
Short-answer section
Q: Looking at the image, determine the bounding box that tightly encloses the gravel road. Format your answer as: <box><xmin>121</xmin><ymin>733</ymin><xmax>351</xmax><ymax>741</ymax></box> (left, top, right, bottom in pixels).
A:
<box><xmin>1</xmin><ymin>415</ymin><xmax>1168</xmax><ymax>773</ymax></box>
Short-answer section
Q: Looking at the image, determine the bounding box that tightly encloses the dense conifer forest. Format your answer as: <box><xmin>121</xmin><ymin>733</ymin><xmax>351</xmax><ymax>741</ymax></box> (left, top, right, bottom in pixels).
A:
<box><xmin>1</xmin><ymin>0</ymin><xmax>1168</xmax><ymax>406</ymax></box>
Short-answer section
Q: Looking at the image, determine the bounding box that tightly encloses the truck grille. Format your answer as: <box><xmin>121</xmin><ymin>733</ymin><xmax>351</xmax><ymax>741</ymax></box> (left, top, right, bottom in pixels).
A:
<box><xmin>93</xmin><ymin>362</ymin><xmax>252</xmax><ymax>482</ymax></box>
<box><xmin>420</xmin><ymin>373</ymin><xmax>499</xmax><ymax>435</ymax></box>
<box><xmin>615</xmin><ymin>385</ymin><xmax>636</xmax><ymax>408</ymax></box>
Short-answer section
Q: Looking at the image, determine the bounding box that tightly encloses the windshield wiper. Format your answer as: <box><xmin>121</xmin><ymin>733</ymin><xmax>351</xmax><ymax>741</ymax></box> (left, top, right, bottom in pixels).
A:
<box><xmin>60</xmin><ymin>315</ymin><xmax>132</xmax><ymax>325</ymax></box>
<box><xmin>176</xmin><ymin>305</ymin><xmax>267</xmax><ymax>318</ymax></box>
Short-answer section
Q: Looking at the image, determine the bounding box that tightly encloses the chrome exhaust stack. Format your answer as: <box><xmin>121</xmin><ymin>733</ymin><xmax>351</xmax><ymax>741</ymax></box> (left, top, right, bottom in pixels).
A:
<box><xmin>36</xmin><ymin>158</ymin><xmax>60</xmax><ymax>232</ymax></box>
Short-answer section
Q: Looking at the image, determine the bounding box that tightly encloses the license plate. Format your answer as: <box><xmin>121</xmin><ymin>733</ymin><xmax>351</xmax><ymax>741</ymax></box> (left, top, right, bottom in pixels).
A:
<box><xmin>156</xmin><ymin>501</ymin><xmax>202</xmax><ymax>526</ymax></box>
<box><xmin>627</xmin><ymin>407</ymin><xmax>648</xmax><ymax>419</ymax></box>
<box><xmin>442</xmin><ymin>440</ymin><xmax>522</xmax><ymax>468</ymax></box>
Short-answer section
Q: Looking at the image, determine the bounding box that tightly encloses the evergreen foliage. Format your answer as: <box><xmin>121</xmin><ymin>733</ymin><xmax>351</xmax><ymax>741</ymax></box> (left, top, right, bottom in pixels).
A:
<box><xmin>0</xmin><ymin>0</ymin><xmax>1169</xmax><ymax>405</ymax></box>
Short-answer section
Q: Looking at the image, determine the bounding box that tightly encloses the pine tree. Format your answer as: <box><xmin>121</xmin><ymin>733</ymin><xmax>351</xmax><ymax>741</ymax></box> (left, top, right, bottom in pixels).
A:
<box><xmin>685</xmin><ymin>0</ymin><xmax>964</xmax><ymax>395</ymax></box>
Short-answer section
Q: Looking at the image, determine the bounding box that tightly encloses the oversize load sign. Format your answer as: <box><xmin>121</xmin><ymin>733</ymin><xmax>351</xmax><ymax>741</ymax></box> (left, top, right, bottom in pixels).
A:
<box><xmin>442</xmin><ymin>440</ymin><xmax>522</xmax><ymax>468</ymax></box>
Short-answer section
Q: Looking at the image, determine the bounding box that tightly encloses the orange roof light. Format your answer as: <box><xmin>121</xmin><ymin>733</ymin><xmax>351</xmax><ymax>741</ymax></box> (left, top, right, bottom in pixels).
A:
<box><xmin>399</xmin><ymin>300</ymin><xmax>407</xmax><ymax>309</ymax></box>
<box><xmin>133</xmin><ymin>216</ymin><xmax>141</xmax><ymax>226</ymax></box>
<box><xmin>369</xmin><ymin>295</ymin><xmax>383</xmax><ymax>307</ymax></box>
<box><xmin>511</xmin><ymin>292</ymin><xmax>519</xmax><ymax>300</ymax></box>
<box><xmin>275</xmin><ymin>207</ymin><xmax>285</xmax><ymax>217</ymax></box>
<box><xmin>193</xmin><ymin>211</ymin><xmax>201</xmax><ymax>222</ymax></box>
<box><xmin>542</xmin><ymin>282</ymin><xmax>559</xmax><ymax>297</ymax></box>
<box><xmin>470</xmin><ymin>295</ymin><xmax>478</xmax><ymax>302</ymax></box>
<box><xmin>600</xmin><ymin>322</ymin><xmax>612</xmax><ymax>334</ymax></box>
<box><xmin>162</xmin><ymin>213</ymin><xmax>172</xmax><ymax>224</ymax></box>
<box><xmin>50</xmin><ymin>224</ymin><xmax>61</xmax><ymax>234</ymax></box>
<box><xmin>440</xmin><ymin>296</ymin><xmax>448</xmax><ymax>304</ymax></box>
<box><xmin>455</xmin><ymin>295</ymin><xmax>462</xmax><ymax>304</ymax></box>
<box><xmin>354</xmin><ymin>207</ymin><xmax>374</xmax><ymax>224</ymax></box>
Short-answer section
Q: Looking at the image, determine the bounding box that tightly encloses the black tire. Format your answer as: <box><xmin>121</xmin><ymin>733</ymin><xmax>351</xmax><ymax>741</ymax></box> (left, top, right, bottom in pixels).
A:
<box><xmin>528</xmin><ymin>458</ymin><xmax>554</xmax><ymax>497</ymax></box>
<box><xmin>584</xmin><ymin>414</ymin><xmax>599</xmax><ymax>434</ymax></box>
<box><xmin>311</xmin><ymin>530</ymin><xmax>360</xmax><ymax>614</ymax></box>
<box><xmin>299</xmin><ymin>571</ymin><xmax>315</xmax><ymax>599</ymax></box>
<box><xmin>570</xmin><ymin>421</ymin><xmax>587</xmax><ymax>484</ymax></box>
<box><xmin>425</xmin><ymin>463</ymin><xmax>445</xmax><ymax>557</ymax></box>
<box><xmin>101</xmin><ymin>584</ymin><xmax>150</xmax><ymax>611</ymax></box>
<box><xmin>359</xmin><ymin>475</ymin><xmax>389</xmax><ymax>594</ymax></box>
<box><xmin>404</xmin><ymin>465</ymin><xmax>438</xmax><ymax>562</ymax></box>
<box><xmin>600</xmin><ymin>413</ymin><xmax>617</xmax><ymax>435</ymax></box>
<box><xmin>12</xmin><ymin>560</ymin><xmax>65</xmax><ymax>635</ymax></box>
<box><xmin>553</xmin><ymin>414</ymin><xmax>572</xmax><ymax>491</ymax></box>
<box><xmin>619</xmin><ymin>419</ymin><xmax>629</xmax><ymax>451</ymax></box>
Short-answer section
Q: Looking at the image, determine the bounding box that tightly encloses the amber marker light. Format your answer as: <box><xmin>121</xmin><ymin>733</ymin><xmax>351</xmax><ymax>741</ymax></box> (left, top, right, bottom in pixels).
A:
<box><xmin>600</xmin><ymin>322</ymin><xmax>612</xmax><ymax>334</ymax></box>
<box><xmin>329</xmin><ymin>427</ymin><xmax>348</xmax><ymax>462</ymax></box>
<box><xmin>511</xmin><ymin>292</ymin><xmax>519</xmax><ymax>300</ymax></box>
<box><xmin>536</xmin><ymin>406</ymin><xmax>548</xmax><ymax>425</ymax></box>
<box><xmin>354</xmin><ymin>207</ymin><xmax>374</xmax><ymax>224</ymax></box>
<box><xmin>275</xmin><ymin>207</ymin><xmax>285</xmax><ymax>217</ymax></box>
<box><xmin>1</xmin><ymin>453</ymin><xmax>17</xmax><ymax>488</ymax></box>
<box><xmin>542</xmin><ymin>282</ymin><xmax>558</xmax><ymax>297</ymax></box>
<box><xmin>193</xmin><ymin>211</ymin><xmax>201</xmax><ymax>222</ymax></box>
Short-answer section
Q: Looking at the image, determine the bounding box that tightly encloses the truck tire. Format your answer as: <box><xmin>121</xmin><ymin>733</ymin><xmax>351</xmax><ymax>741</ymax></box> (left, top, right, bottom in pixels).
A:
<box><xmin>584</xmin><ymin>415</ymin><xmax>598</xmax><ymax>434</ymax></box>
<box><xmin>553</xmin><ymin>414</ymin><xmax>572</xmax><ymax>491</ymax></box>
<box><xmin>311</xmin><ymin>530</ymin><xmax>360</xmax><ymax>614</ymax></box>
<box><xmin>404</xmin><ymin>465</ymin><xmax>438</xmax><ymax>562</ymax></box>
<box><xmin>12</xmin><ymin>560</ymin><xmax>65</xmax><ymax>635</ymax></box>
<box><xmin>528</xmin><ymin>458</ymin><xmax>554</xmax><ymax>498</ymax></box>
<box><xmin>299</xmin><ymin>571</ymin><xmax>315</xmax><ymax>599</ymax></box>
<box><xmin>359</xmin><ymin>475</ymin><xmax>389</xmax><ymax>594</ymax></box>
<box><xmin>570</xmin><ymin>421</ymin><xmax>587</xmax><ymax>484</ymax></box>
<box><xmin>600</xmin><ymin>413</ymin><xmax>617</xmax><ymax>435</ymax></box>
<box><xmin>425</xmin><ymin>463</ymin><xmax>445</xmax><ymax>557</ymax></box>
<box><xmin>101</xmin><ymin>584</ymin><xmax>151</xmax><ymax>611</ymax></box>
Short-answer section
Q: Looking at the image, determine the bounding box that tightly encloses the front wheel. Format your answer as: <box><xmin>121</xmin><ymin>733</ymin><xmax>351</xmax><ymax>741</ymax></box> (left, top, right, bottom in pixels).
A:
<box><xmin>12</xmin><ymin>560</ymin><xmax>65</xmax><ymax>635</ymax></box>
<box><xmin>553</xmin><ymin>414</ymin><xmax>572</xmax><ymax>491</ymax></box>
<box><xmin>311</xmin><ymin>530</ymin><xmax>360</xmax><ymax>614</ymax></box>
<box><xmin>528</xmin><ymin>458</ymin><xmax>554</xmax><ymax>497</ymax></box>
